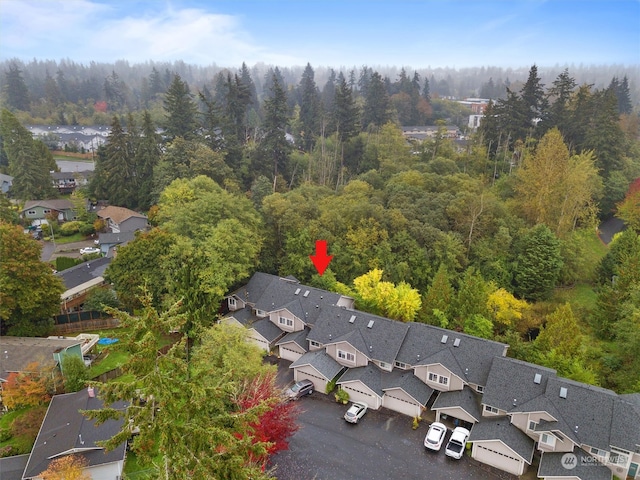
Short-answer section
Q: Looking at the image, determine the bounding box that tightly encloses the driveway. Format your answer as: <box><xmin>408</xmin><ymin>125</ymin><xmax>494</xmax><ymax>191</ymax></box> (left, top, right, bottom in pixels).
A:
<box><xmin>269</xmin><ymin>360</ymin><xmax>502</xmax><ymax>480</ymax></box>
<box><xmin>41</xmin><ymin>239</ymin><xmax>99</xmax><ymax>262</ymax></box>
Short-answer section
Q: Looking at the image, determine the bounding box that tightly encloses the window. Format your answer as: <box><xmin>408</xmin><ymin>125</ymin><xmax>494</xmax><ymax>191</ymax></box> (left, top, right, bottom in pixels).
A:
<box><xmin>255</xmin><ymin>309</ymin><xmax>266</xmax><ymax>317</ymax></box>
<box><xmin>279</xmin><ymin>316</ymin><xmax>294</xmax><ymax>327</ymax></box>
<box><xmin>228</xmin><ymin>298</ymin><xmax>237</xmax><ymax>308</ymax></box>
<box><xmin>540</xmin><ymin>433</ymin><xmax>556</xmax><ymax>447</ymax></box>
<box><xmin>43</xmin><ymin>209</ymin><xmax>51</xmax><ymax>214</ymax></box>
<box><xmin>476</xmin><ymin>385</ymin><xmax>484</xmax><ymax>393</ymax></box>
<box><xmin>484</xmin><ymin>405</ymin><xmax>499</xmax><ymax>414</ymax></box>
<box><xmin>394</xmin><ymin>361</ymin><xmax>407</xmax><ymax>369</ymax></box>
<box><xmin>337</xmin><ymin>350</ymin><xmax>355</xmax><ymax>363</ymax></box>
<box><xmin>379</xmin><ymin>362</ymin><xmax>388</xmax><ymax>369</ymax></box>
<box><xmin>528</xmin><ymin>420</ymin><xmax>537</xmax><ymax>431</ymax></box>
<box><xmin>309</xmin><ymin>340</ymin><xmax>320</xmax><ymax>348</ymax></box>
<box><xmin>27</xmin><ymin>210</ymin><xmax>36</xmax><ymax>215</ymax></box>
<box><xmin>427</xmin><ymin>372</ymin><xmax>449</xmax><ymax>386</ymax></box>
<box><xmin>590</xmin><ymin>447</ymin><xmax>606</xmax><ymax>457</ymax></box>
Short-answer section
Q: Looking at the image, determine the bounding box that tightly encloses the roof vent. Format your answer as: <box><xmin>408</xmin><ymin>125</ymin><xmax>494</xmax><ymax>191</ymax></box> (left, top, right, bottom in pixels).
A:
<box><xmin>559</xmin><ymin>387</ymin><xmax>568</xmax><ymax>399</ymax></box>
<box><xmin>574</xmin><ymin>425</ymin><xmax>579</xmax><ymax>434</ymax></box>
<box><xmin>367</xmin><ymin>320</ymin><xmax>375</xmax><ymax>328</ymax></box>
<box><xmin>294</xmin><ymin>288</ymin><xmax>301</xmax><ymax>295</ymax></box>
<box><xmin>369</xmin><ymin>346</ymin><xmax>373</xmax><ymax>352</ymax></box>
<box><xmin>441</xmin><ymin>334</ymin><xmax>448</xmax><ymax>344</ymax></box>
<box><xmin>453</xmin><ymin>338</ymin><xmax>460</xmax><ymax>347</ymax></box>
<box><xmin>512</xmin><ymin>398</ymin><xmax>517</xmax><ymax>406</ymax></box>
<box><xmin>303</xmin><ymin>290</ymin><xmax>310</xmax><ymax>297</ymax></box>
<box><xmin>349</xmin><ymin>315</ymin><xmax>356</xmax><ymax>323</ymax></box>
<box><xmin>534</xmin><ymin>373</ymin><xmax>542</xmax><ymax>384</ymax></box>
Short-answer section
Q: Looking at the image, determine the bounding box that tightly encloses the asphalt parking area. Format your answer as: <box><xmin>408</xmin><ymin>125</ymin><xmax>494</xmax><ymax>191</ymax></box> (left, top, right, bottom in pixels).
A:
<box><xmin>270</xmin><ymin>360</ymin><xmax>502</xmax><ymax>480</ymax></box>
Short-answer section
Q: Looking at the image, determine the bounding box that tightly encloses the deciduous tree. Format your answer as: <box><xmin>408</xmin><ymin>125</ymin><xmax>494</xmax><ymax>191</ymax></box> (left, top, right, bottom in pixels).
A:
<box><xmin>40</xmin><ymin>455</ymin><xmax>90</xmax><ymax>480</ymax></box>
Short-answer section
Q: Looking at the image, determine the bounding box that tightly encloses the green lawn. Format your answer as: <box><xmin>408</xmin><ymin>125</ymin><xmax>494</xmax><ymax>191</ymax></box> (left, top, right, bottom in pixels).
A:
<box><xmin>51</xmin><ymin>232</ymin><xmax>87</xmax><ymax>244</ymax></box>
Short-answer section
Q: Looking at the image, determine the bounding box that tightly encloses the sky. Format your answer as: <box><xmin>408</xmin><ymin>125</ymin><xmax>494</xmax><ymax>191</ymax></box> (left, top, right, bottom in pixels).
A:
<box><xmin>1</xmin><ymin>0</ymin><xmax>639</xmax><ymax>69</ymax></box>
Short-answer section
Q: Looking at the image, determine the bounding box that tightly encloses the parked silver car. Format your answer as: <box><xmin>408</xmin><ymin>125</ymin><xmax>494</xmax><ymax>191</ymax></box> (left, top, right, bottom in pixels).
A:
<box><xmin>284</xmin><ymin>379</ymin><xmax>314</xmax><ymax>400</ymax></box>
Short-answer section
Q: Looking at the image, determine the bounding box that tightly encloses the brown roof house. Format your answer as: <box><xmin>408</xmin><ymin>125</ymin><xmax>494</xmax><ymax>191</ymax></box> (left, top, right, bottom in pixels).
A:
<box><xmin>96</xmin><ymin>206</ymin><xmax>147</xmax><ymax>233</ymax></box>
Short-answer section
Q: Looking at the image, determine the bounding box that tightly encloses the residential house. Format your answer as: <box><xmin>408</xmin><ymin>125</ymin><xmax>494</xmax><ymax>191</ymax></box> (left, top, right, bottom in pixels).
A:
<box><xmin>28</xmin><ymin>125</ymin><xmax>111</xmax><ymax>153</ymax></box>
<box><xmin>96</xmin><ymin>206</ymin><xmax>147</xmax><ymax>233</ymax></box>
<box><xmin>223</xmin><ymin>273</ymin><xmax>640</xmax><ymax>480</ymax></box>
<box><xmin>0</xmin><ymin>173</ymin><xmax>13</xmax><ymax>194</ymax></box>
<box><xmin>401</xmin><ymin>125</ymin><xmax>460</xmax><ymax>141</ymax></box>
<box><xmin>0</xmin><ymin>336</ymin><xmax>83</xmax><ymax>406</ymax></box>
<box><xmin>56</xmin><ymin>257</ymin><xmax>111</xmax><ymax>313</ymax></box>
<box><xmin>51</xmin><ymin>170</ymin><xmax>92</xmax><ymax>195</ymax></box>
<box><xmin>96</xmin><ymin>231</ymin><xmax>136</xmax><ymax>257</ymax></box>
<box><xmin>21</xmin><ymin>199</ymin><xmax>78</xmax><ymax>225</ymax></box>
<box><xmin>21</xmin><ymin>387</ymin><xmax>127</xmax><ymax>480</ymax></box>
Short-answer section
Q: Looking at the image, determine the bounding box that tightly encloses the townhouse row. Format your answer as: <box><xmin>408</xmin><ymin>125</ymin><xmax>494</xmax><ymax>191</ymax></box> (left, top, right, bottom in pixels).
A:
<box><xmin>224</xmin><ymin>273</ymin><xmax>640</xmax><ymax>480</ymax></box>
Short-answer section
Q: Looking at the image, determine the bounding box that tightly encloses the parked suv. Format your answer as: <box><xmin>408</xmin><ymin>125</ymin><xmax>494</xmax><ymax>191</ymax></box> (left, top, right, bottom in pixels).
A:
<box><xmin>284</xmin><ymin>379</ymin><xmax>314</xmax><ymax>400</ymax></box>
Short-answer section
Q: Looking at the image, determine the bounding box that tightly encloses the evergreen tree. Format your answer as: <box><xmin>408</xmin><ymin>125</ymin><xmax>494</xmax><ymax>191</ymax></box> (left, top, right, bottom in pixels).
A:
<box><xmin>332</xmin><ymin>72</ymin><xmax>359</xmax><ymax>142</ymax></box>
<box><xmin>362</xmin><ymin>71</ymin><xmax>391</xmax><ymax>129</ymax></box>
<box><xmin>134</xmin><ymin>111</ymin><xmax>161</xmax><ymax>209</ymax></box>
<box><xmin>297</xmin><ymin>63</ymin><xmax>321</xmax><ymax>151</ymax></box>
<box><xmin>321</xmin><ymin>69</ymin><xmax>337</xmax><ymax>120</ymax></box>
<box><xmin>421</xmin><ymin>76</ymin><xmax>430</xmax><ymax>101</ymax></box>
<box><xmin>544</xmin><ymin>68</ymin><xmax>576</xmax><ymax>134</ymax></box>
<box><xmin>3</xmin><ymin>62</ymin><xmax>30</xmax><ymax>111</ymax></box>
<box><xmin>519</xmin><ymin>64</ymin><xmax>548</xmax><ymax>137</ymax></box>
<box><xmin>609</xmin><ymin>76</ymin><xmax>633</xmax><ymax>115</ymax></box>
<box><xmin>259</xmin><ymin>74</ymin><xmax>291</xmax><ymax>188</ymax></box>
<box><xmin>103</xmin><ymin>70</ymin><xmax>126</xmax><ymax>110</ymax></box>
<box><xmin>513</xmin><ymin>224</ymin><xmax>563</xmax><ymax>301</ymax></box>
<box><xmin>163</xmin><ymin>74</ymin><xmax>198</xmax><ymax>141</ymax></box>
<box><xmin>0</xmin><ymin>109</ymin><xmax>56</xmax><ymax>200</ymax></box>
<box><xmin>584</xmin><ymin>87</ymin><xmax>625</xmax><ymax>178</ymax></box>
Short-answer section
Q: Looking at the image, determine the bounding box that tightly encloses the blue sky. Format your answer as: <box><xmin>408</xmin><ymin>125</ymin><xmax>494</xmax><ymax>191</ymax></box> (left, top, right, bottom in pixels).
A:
<box><xmin>1</xmin><ymin>0</ymin><xmax>638</xmax><ymax>69</ymax></box>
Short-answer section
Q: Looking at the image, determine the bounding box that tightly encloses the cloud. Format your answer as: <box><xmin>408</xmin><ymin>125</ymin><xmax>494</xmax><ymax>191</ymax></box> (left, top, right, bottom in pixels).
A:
<box><xmin>0</xmin><ymin>0</ymin><xmax>297</xmax><ymax>66</ymax></box>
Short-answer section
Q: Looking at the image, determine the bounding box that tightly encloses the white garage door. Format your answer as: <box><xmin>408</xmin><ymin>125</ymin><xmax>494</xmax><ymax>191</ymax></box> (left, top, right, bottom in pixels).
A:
<box><xmin>341</xmin><ymin>384</ymin><xmax>381</xmax><ymax>409</ymax></box>
<box><xmin>279</xmin><ymin>345</ymin><xmax>303</xmax><ymax>362</ymax></box>
<box><xmin>473</xmin><ymin>444</ymin><xmax>524</xmax><ymax>476</ymax></box>
<box><xmin>295</xmin><ymin>369</ymin><xmax>328</xmax><ymax>393</ymax></box>
<box><xmin>383</xmin><ymin>393</ymin><xmax>421</xmax><ymax>417</ymax></box>
<box><xmin>251</xmin><ymin>336</ymin><xmax>269</xmax><ymax>353</ymax></box>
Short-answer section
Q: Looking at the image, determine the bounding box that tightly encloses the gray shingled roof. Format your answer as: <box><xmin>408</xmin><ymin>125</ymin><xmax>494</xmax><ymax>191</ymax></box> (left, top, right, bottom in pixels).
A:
<box><xmin>432</xmin><ymin>387</ymin><xmax>482</xmax><ymax>422</ymax></box>
<box><xmin>610</xmin><ymin>396</ymin><xmax>640</xmax><ymax>452</ymax></box>
<box><xmin>275</xmin><ymin>328</ymin><xmax>309</xmax><ymax>349</ymax></box>
<box><xmin>482</xmin><ymin>356</ymin><xmax>557</xmax><ymax>413</ymax></box>
<box><xmin>251</xmin><ymin>317</ymin><xmax>285</xmax><ymax>343</ymax></box>
<box><xmin>396</xmin><ymin>322</ymin><xmax>508</xmax><ymax>387</ymax></box>
<box><xmin>290</xmin><ymin>350</ymin><xmax>344</xmax><ymax>380</ymax></box>
<box><xmin>310</xmin><ymin>307</ymin><xmax>410</xmax><ymax>365</ymax></box>
<box><xmin>538</xmin><ymin>448</ymin><xmax>612</xmax><ymax>480</ymax></box>
<box><xmin>0</xmin><ymin>336</ymin><xmax>81</xmax><ymax>381</ymax></box>
<box><xmin>381</xmin><ymin>369</ymin><xmax>434</xmax><ymax>405</ymax></box>
<box><xmin>56</xmin><ymin>256</ymin><xmax>111</xmax><ymax>290</ymax></box>
<box><xmin>22</xmin><ymin>199</ymin><xmax>74</xmax><ymax>212</ymax></box>
<box><xmin>337</xmin><ymin>364</ymin><xmax>384</xmax><ymax>397</ymax></box>
<box><xmin>468</xmin><ymin>417</ymin><xmax>535</xmax><ymax>463</ymax></box>
<box><xmin>98</xmin><ymin>231</ymin><xmax>135</xmax><ymax>245</ymax></box>
<box><xmin>0</xmin><ymin>454</ymin><xmax>29</xmax><ymax>480</ymax></box>
<box><xmin>23</xmin><ymin>388</ymin><xmax>127</xmax><ymax>479</ymax></box>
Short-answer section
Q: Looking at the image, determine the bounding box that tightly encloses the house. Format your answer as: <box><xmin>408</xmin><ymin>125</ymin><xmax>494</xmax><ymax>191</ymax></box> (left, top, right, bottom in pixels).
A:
<box><xmin>50</xmin><ymin>170</ymin><xmax>92</xmax><ymax>194</ymax></box>
<box><xmin>223</xmin><ymin>273</ymin><xmax>640</xmax><ymax>480</ymax></box>
<box><xmin>21</xmin><ymin>387</ymin><xmax>127</xmax><ymax>480</ymax></box>
<box><xmin>96</xmin><ymin>206</ymin><xmax>147</xmax><ymax>233</ymax></box>
<box><xmin>401</xmin><ymin>125</ymin><xmax>460</xmax><ymax>141</ymax></box>
<box><xmin>478</xmin><ymin>356</ymin><xmax>640</xmax><ymax>479</ymax></box>
<box><xmin>0</xmin><ymin>173</ymin><xmax>13</xmax><ymax>194</ymax></box>
<box><xmin>0</xmin><ymin>336</ymin><xmax>83</xmax><ymax>404</ymax></box>
<box><xmin>96</xmin><ymin>231</ymin><xmax>135</xmax><ymax>257</ymax></box>
<box><xmin>28</xmin><ymin>125</ymin><xmax>111</xmax><ymax>153</ymax></box>
<box><xmin>20</xmin><ymin>199</ymin><xmax>78</xmax><ymax>225</ymax></box>
<box><xmin>56</xmin><ymin>257</ymin><xmax>111</xmax><ymax>313</ymax></box>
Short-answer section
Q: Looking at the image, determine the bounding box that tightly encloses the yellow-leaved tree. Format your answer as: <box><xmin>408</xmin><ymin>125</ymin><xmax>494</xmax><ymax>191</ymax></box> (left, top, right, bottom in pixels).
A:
<box><xmin>353</xmin><ymin>269</ymin><xmax>421</xmax><ymax>322</ymax></box>
<box><xmin>40</xmin><ymin>455</ymin><xmax>90</xmax><ymax>480</ymax></box>
<box><xmin>486</xmin><ymin>288</ymin><xmax>530</xmax><ymax>333</ymax></box>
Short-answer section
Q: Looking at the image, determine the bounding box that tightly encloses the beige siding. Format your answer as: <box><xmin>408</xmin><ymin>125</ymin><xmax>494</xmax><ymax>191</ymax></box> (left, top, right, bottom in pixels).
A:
<box><xmin>269</xmin><ymin>308</ymin><xmax>304</xmax><ymax>332</ymax></box>
<box><xmin>326</xmin><ymin>342</ymin><xmax>368</xmax><ymax>367</ymax></box>
<box><xmin>472</xmin><ymin>440</ymin><xmax>526</xmax><ymax>476</ymax></box>
<box><xmin>414</xmin><ymin>364</ymin><xmax>463</xmax><ymax>392</ymax></box>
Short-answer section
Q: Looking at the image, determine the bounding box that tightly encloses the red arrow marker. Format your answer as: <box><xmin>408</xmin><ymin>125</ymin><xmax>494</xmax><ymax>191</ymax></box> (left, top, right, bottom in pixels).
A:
<box><xmin>310</xmin><ymin>240</ymin><xmax>333</xmax><ymax>276</ymax></box>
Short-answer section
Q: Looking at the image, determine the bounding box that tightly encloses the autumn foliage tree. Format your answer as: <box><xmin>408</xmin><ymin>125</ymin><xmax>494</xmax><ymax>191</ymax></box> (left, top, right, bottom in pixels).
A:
<box><xmin>40</xmin><ymin>454</ymin><xmax>90</xmax><ymax>480</ymax></box>
<box><xmin>2</xmin><ymin>362</ymin><xmax>52</xmax><ymax>410</ymax></box>
<box><xmin>616</xmin><ymin>178</ymin><xmax>640</xmax><ymax>232</ymax></box>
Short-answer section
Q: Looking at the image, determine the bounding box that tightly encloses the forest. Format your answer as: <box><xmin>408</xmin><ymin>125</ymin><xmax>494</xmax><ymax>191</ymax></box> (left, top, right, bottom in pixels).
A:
<box><xmin>1</xmin><ymin>58</ymin><xmax>640</xmax><ymax>402</ymax></box>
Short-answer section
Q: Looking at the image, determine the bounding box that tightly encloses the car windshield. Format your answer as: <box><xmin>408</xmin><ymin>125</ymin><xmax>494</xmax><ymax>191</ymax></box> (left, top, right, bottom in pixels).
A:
<box><xmin>346</xmin><ymin>411</ymin><xmax>356</xmax><ymax>417</ymax></box>
<box><xmin>291</xmin><ymin>383</ymin><xmax>303</xmax><ymax>392</ymax></box>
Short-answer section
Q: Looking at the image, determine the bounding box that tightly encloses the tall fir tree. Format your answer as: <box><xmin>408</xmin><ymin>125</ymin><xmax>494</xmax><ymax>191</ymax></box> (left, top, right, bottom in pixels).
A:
<box><xmin>297</xmin><ymin>63</ymin><xmax>321</xmax><ymax>151</ymax></box>
<box><xmin>332</xmin><ymin>72</ymin><xmax>360</xmax><ymax>142</ymax></box>
<box><xmin>3</xmin><ymin>62</ymin><xmax>30</xmax><ymax>111</ymax></box>
<box><xmin>163</xmin><ymin>74</ymin><xmax>199</xmax><ymax>141</ymax></box>
<box><xmin>362</xmin><ymin>71</ymin><xmax>391</xmax><ymax>129</ymax></box>
<box><xmin>259</xmin><ymin>73</ymin><xmax>291</xmax><ymax>189</ymax></box>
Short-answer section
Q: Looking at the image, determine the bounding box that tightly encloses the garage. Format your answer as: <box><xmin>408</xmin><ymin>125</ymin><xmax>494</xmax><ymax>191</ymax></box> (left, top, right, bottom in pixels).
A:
<box><xmin>471</xmin><ymin>443</ymin><xmax>526</xmax><ymax>476</ymax></box>
<box><xmin>340</xmin><ymin>382</ymin><xmax>382</xmax><ymax>409</ymax></box>
<box><xmin>383</xmin><ymin>390</ymin><xmax>422</xmax><ymax>417</ymax></box>
<box><xmin>279</xmin><ymin>343</ymin><xmax>304</xmax><ymax>362</ymax></box>
<box><xmin>249</xmin><ymin>333</ymin><xmax>270</xmax><ymax>353</ymax></box>
<box><xmin>295</xmin><ymin>366</ymin><xmax>329</xmax><ymax>392</ymax></box>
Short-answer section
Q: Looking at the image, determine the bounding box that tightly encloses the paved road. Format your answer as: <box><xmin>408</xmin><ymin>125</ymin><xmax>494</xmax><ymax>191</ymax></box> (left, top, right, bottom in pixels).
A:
<box><xmin>269</xmin><ymin>393</ymin><xmax>501</xmax><ymax>480</ymax></box>
<box><xmin>598</xmin><ymin>217</ymin><xmax>625</xmax><ymax>245</ymax></box>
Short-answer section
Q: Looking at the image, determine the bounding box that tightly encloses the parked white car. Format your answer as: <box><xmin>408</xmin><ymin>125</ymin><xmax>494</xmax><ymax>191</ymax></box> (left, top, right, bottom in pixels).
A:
<box><xmin>80</xmin><ymin>247</ymin><xmax>101</xmax><ymax>255</ymax></box>
<box><xmin>424</xmin><ymin>422</ymin><xmax>447</xmax><ymax>451</ymax></box>
<box><xmin>343</xmin><ymin>401</ymin><xmax>368</xmax><ymax>424</ymax></box>
<box><xmin>445</xmin><ymin>426</ymin><xmax>470</xmax><ymax>459</ymax></box>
